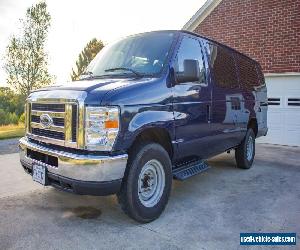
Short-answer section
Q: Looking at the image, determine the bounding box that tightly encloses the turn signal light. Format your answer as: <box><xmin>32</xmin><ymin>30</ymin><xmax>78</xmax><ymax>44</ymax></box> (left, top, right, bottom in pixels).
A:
<box><xmin>104</xmin><ymin>120</ymin><xmax>119</xmax><ymax>129</ymax></box>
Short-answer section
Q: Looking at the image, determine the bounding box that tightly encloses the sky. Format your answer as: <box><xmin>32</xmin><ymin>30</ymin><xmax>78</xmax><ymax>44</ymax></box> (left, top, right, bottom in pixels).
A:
<box><xmin>0</xmin><ymin>0</ymin><xmax>204</xmax><ymax>86</ymax></box>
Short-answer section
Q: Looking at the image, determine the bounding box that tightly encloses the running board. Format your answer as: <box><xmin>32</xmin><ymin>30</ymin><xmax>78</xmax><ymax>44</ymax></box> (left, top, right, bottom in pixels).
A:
<box><xmin>173</xmin><ymin>160</ymin><xmax>210</xmax><ymax>180</ymax></box>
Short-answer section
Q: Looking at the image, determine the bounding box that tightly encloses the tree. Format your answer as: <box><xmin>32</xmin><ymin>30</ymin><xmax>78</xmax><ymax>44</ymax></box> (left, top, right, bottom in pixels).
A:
<box><xmin>4</xmin><ymin>1</ymin><xmax>53</xmax><ymax>97</ymax></box>
<box><xmin>0</xmin><ymin>87</ymin><xmax>24</xmax><ymax>115</ymax></box>
<box><xmin>0</xmin><ymin>87</ymin><xmax>24</xmax><ymax>125</ymax></box>
<box><xmin>71</xmin><ymin>38</ymin><xmax>104</xmax><ymax>80</ymax></box>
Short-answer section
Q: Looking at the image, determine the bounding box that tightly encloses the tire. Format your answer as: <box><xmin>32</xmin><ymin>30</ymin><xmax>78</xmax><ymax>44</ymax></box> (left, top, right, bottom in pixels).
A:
<box><xmin>117</xmin><ymin>142</ymin><xmax>172</xmax><ymax>223</ymax></box>
<box><xmin>235</xmin><ymin>128</ymin><xmax>255</xmax><ymax>169</ymax></box>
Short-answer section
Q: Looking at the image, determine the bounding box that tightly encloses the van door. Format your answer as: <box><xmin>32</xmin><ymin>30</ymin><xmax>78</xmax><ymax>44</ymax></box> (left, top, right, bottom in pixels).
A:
<box><xmin>171</xmin><ymin>35</ymin><xmax>213</xmax><ymax>160</ymax></box>
<box><xmin>202</xmin><ymin>41</ymin><xmax>246</xmax><ymax>154</ymax></box>
<box><xmin>254</xmin><ymin>64</ymin><xmax>268</xmax><ymax>137</ymax></box>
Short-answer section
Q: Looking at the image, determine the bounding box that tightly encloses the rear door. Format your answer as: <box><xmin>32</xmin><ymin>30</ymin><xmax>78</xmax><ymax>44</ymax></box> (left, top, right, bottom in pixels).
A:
<box><xmin>172</xmin><ymin>35</ymin><xmax>213</xmax><ymax>160</ymax></box>
<box><xmin>235</xmin><ymin>55</ymin><xmax>268</xmax><ymax>137</ymax></box>
<box><xmin>254</xmin><ymin>64</ymin><xmax>268</xmax><ymax>136</ymax></box>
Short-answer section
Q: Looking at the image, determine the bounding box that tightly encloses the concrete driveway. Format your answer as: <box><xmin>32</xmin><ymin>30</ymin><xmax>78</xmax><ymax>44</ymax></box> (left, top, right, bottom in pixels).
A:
<box><xmin>0</xmin><ymin>142</ymin><xmax>299</xmax><ymax>250</ymax></box>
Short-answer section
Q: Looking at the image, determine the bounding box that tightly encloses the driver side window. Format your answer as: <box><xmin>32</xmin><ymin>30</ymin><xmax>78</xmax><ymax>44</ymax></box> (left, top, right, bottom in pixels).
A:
<box><xmin>175</xmin><ymin>36</ymin><xmax>206</xmax><ymax>85</ymax></box>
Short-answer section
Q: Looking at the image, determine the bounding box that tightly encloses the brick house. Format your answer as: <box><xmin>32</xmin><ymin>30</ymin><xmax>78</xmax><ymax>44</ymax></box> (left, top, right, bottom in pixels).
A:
<box><xmin>183</xmin><ymin>0</ymin><xmax>300</xmax><ymax>146</ymax></box>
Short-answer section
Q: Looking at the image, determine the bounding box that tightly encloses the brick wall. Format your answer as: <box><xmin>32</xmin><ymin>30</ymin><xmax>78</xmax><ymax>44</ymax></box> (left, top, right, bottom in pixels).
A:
<box><xmin>193</xmin><ymin>0</ymin><xmax>300</xmax><ymax>73</ymax></box>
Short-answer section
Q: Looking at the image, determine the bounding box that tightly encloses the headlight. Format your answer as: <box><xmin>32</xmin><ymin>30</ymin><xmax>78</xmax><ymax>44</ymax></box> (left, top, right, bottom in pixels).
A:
<box><xmin>85</xmin><ymin>106</ymin><xmax>120</xmax><ymax>151</ymax></box>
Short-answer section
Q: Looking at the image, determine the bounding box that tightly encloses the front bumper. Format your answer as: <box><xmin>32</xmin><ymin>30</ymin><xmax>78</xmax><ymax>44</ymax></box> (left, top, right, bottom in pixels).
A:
<box><xmin>19</xmin><ymin>137</ymin><xmax>128</xmax><ymax>195</ymax></box>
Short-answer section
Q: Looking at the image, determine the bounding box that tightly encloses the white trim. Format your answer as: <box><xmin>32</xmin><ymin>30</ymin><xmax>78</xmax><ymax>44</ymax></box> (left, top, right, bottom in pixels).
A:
<box><xmin>264</xmin><ymin>72</ymin><xmax>300</xmax><ymax>77</ymax></box>
<box><xmin>182</xmin><ymin>0</ymin><xmax>223</xmax><ymax>31</ymax></box>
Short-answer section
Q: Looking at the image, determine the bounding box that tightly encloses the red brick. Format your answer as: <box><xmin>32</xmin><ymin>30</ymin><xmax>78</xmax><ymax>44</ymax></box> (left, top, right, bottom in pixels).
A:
<box><xmin>193</xmin><ymin>0</ymin><xmax>300</xmax><ymax>73</ymax></box>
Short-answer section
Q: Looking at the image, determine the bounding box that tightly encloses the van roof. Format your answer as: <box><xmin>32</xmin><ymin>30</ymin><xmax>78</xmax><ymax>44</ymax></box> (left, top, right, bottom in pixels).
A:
<box><xmin>137</xmin><ymin>30</ymin><xmax>259</xmax><ymax>65</ymax></box>
<box><xmin>181</xmin><ymin>30</ymin><xmax>259</xmax><ymax>64</ymax></box>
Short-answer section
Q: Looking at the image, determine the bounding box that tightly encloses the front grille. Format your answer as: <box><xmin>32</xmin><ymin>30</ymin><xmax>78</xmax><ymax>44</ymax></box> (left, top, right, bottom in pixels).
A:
<box><xmin>29</xmin><ymin>101</ymin><xmax>78</xmax><ymax>145</ymax></box>
<box><xmin>32</xmin><ymin>128</ymin><xmax>65</xmax><ymax>140</ymax></box>
<box><xmin>31</xmin><ymin>115</ymin><xmax>40</xmax><ymax>123</ymax></box>
<box><xmin>71</xmin><ymin>105</ymin><xmax>77</xmax><ymax>142</ymax></box>
<box><xmin>31</xmin><ymin>103</ymin><xmax>65</xmax><ymax>112</ymax></box>
<box><xmin>31</xmin><ymin>115</ymin><xmax>65</xmax><ymax>127</ymax></box>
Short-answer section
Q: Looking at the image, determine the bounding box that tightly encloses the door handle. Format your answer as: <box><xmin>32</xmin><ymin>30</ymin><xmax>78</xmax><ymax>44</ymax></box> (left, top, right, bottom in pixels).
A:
<box><xmin>206</xmin><ymin>104</ymin><xmax>211</xmax><ymax>123</ymax></box>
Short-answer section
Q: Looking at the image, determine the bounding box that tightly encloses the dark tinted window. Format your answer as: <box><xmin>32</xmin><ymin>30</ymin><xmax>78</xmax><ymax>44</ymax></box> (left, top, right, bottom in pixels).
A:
<box><xmin>236</xmin><ymin>55</ymin><xmax>260</xmax><ymax>88</ymax></box>
<box><xmin>256</xmin><ymin>64</ymin><xmax>265</xmax><ymax>86</ymax></box>
<box><xmin>175</xmin><ymin>37</ymin><xmax>206</xmax><ymax>84</ymax></box>
<box><xmin>206</xmin><ymin>43</ymin><xmax>238</xmax><ymax>88</ymax></box>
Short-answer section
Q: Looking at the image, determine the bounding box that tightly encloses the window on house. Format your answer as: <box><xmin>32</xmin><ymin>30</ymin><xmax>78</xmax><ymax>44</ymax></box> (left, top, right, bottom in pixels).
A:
<box><xmin>268</xmin><ymin>98</ymin><xmax>280</xmax><ymax>106</ymax></box>
<box><xmin>287</xmin><ymin>98</ymin><xmax>300</xmax><ymax>106</ymax></box>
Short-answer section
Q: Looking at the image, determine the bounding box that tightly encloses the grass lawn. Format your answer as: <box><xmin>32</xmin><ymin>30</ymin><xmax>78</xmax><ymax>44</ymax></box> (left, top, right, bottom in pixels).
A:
<box><xmin>0</xmin><ymin>124</ymin><xmax>25</xmax><ymax>140</ymax></box>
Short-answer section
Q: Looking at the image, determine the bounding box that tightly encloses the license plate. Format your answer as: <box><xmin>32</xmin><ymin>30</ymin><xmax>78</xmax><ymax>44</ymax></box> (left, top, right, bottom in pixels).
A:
<box><xmin>32</xmin><ymin>164</ymin><xmax>46</xmax><ymax>185</ymax></box>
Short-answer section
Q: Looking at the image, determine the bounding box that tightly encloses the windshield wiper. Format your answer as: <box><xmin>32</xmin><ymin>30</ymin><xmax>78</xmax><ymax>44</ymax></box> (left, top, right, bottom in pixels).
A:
<box><xmin>104</xmin><ymin>67</ymin><xmax>143</xmax><ymax>77</ymax></box>
<box><xmin>79</xmin><ymin>71</ymin><xmax>94</xmax><ymax>79</ymax></box>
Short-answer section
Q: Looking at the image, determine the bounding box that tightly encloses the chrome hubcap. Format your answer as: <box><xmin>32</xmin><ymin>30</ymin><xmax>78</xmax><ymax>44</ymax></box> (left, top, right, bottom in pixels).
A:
<box><xmin>138</xmin><ymin>159</ymin><xmax>165</xmax><ymax>207</ymax></box>
<box><xmin>246</xmin><ymin>136</ymin><xmax>254</xmax><ymax>161</ymax></box>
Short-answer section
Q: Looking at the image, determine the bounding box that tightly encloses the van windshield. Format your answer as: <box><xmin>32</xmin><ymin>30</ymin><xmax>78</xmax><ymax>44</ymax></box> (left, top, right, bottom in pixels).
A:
<box><xmin>83</xmin><ymin>32</ymin><xmax>175</xmax><ymax>78</ymax></box>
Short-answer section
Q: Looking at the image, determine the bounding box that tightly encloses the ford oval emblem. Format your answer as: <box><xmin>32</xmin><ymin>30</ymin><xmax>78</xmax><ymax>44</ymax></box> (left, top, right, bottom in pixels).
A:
<box><xmin>40</xmin><ymin>114</ymin><xmax>53</xmax><ymax>129</ymax></box>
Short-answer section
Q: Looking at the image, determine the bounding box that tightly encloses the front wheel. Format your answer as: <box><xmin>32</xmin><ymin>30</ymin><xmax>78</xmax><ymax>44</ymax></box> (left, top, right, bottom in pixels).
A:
<box><xmin>117</xmin><ymin>142</ymin><xmax>172</xmax><ymax>223</ymax></box>
<box><xmin>235</xmin><ymin>128</ymin><xmax>255</xmax><ymax>169</ymax></box>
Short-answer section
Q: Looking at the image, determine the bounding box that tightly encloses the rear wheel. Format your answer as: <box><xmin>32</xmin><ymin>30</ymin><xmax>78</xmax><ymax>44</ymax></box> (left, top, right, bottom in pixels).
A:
<box><xmin>235</xmin><ymin>128</ymin><xmax>255</xmax><ymax>169</ymax></box>
<box><xmin>117</xmin><ymin>142</ymin><xmax>172</xmax><ymax>223</ymax></box>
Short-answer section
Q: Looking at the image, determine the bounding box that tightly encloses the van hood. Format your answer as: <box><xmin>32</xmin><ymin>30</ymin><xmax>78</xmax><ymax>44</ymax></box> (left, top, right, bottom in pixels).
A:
<box><xmin>41</xmin><ymin>78</ymin><xmax>131</xmax><ymax>92</ymax></box>
<box><xmin>31</xmin><ymin>77</ymin><xmax>155</xmax><ymax>105</ymax></box>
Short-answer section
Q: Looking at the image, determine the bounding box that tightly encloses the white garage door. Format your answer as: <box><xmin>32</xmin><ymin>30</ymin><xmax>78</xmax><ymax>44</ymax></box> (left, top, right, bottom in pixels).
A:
<box><xmin>257</xmin><ymin>73</ymin><xmax>300</xmax><ymax>146</ymax></box>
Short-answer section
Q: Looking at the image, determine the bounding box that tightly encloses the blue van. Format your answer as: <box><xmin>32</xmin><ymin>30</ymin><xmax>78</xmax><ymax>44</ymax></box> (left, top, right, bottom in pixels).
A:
<box><xmin>19</xmin><ymin>30</ymin><xmax>268</xmax><ymax>222</ymax></box>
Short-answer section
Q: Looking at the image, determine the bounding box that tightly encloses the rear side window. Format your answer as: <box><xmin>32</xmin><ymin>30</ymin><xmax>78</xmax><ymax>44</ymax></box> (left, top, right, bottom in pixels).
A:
<box><xmin>206</xmin><ymin>43</ymin><xmax>239</xmax><ymax>88</ymax></box>
<box><xmin>256</xmin><ymin>64</ymin><xmax>266</xmax><ymax>86</ymax></box>
<box><xmin>175</xmin><ymin>36</ymin><xmax>206</xmax><ymax>84</ymax></box>
<box><xmin>236</xmin><ymin>55</ymin><xmax>260</xmax><ymax>88</ymax></box>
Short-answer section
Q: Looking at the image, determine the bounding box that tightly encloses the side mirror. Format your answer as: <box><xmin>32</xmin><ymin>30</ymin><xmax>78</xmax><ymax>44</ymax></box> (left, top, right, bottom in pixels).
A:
<box><xmin>176</xmin><ymin>59</ymin><xmax>200</xmax><ymax>83</ymax></box>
